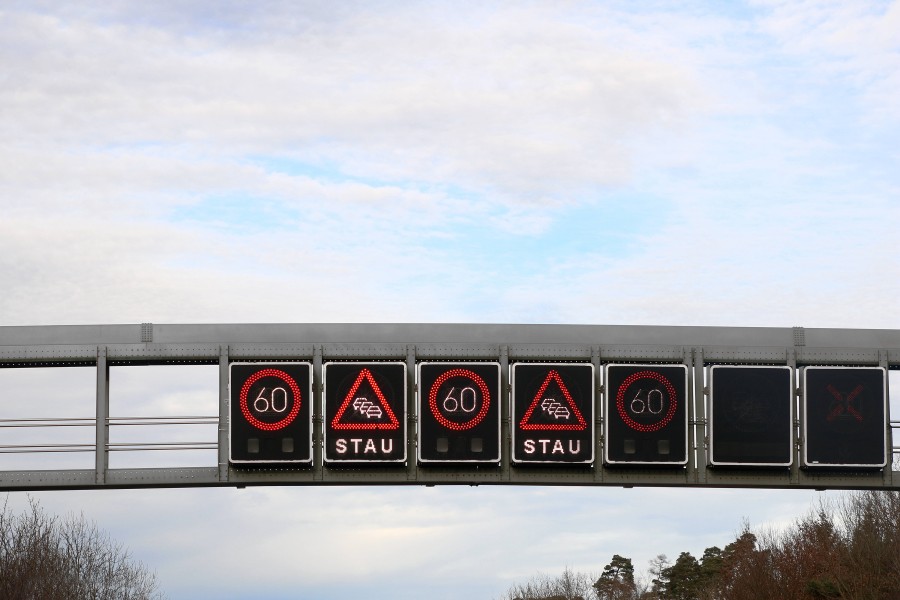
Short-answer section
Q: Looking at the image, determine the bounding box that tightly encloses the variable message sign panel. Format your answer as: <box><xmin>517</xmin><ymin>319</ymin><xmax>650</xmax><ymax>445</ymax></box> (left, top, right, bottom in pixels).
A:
<box><xmin>604</xmin><ymin>364</ymin><xmax>688</xmax><ymax>465</ymax></box>
<box><xmin>229</xmin><ymin>362</ymin><xmax>312</xmax><ymax>464</ymax></box>
<box><xmin>709</xmin><ymin>365</ymin><xmax>793</xmax><ymax>467</ymax></box>
<box><xmin>802</xmin><ymin>366</ymin><xmax>887</xmax><ymax>468</ymax></box>
<box><xmin>323</xmin><ymin>362</ymin><xmax>406</xmax><ymax>463</ymax></box>
<box><xmin>417</xmin><ymin>362</ymin><xmax>500</xmax><ymax>463</ymax></box>
<box><xmin>511</xmin><ymin>363</ymin><xmax>594</xmax><ymax>464</ymax></box>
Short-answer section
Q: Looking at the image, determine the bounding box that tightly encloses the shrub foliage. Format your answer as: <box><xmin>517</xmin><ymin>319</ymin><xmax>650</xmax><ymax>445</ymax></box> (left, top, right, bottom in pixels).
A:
<box><xmin>500</xmin><ymin>491</ymin><xmax>900</xmax><ymax>600</ymax></box>
<box><xmin>0</xmin><ymin>496</ymin><xmax>163</xmax><ymax>600</ymax></box>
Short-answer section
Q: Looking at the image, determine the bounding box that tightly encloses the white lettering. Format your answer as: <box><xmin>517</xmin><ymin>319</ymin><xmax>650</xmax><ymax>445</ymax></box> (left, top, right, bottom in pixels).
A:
<box><xmin>253</xmin><ymin>387</ymin><xmax>290</xmax><ymax>414</ymax></box>
<box><xmin>443</xmin><ymin>386</ymin><xmax>479</xmax><ymax>413</ymax></box>
<box><xmin>270</xmin><ymin>387</ymin><xmax>288</xmax><ymax>413</ymax></box>
<box><xmin>336</xmin><ymin>437</ymin><xmax>394</xmax><ymax>456</ymax></box>
<box><xmin>522</xmin><ymin>438</ymin><xmax>583</xmax><ymax>456</ymax></box>
<box><xmin>631</xmin><ymin>388</ymin><xmax>666</xmax><ymax>415</ymax></box>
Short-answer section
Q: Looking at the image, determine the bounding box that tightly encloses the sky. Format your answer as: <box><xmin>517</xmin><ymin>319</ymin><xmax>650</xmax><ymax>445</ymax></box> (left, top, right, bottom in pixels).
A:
<box><xmin>0</xmin><ymin>0</ymin><xmax>899</xmax><ymax>598</ymax></box>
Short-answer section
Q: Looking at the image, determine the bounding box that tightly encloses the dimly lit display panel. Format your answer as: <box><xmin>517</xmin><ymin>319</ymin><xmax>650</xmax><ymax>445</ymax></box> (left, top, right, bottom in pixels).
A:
<box><xmin>803</xmin><ymin>367</ymin><xmax>886</xmax><ymax>468</ymax></box>
<box><xmin>709</xmin><ymin>365</ymin><xmax>793</xmax><ymax>467</ymax></box>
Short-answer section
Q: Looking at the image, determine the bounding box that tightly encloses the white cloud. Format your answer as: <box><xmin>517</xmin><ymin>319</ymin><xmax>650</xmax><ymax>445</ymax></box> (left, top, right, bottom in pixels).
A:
<box><xmin>753</xmin><ymin>0</ymin><xmax>900</xmax><ymax>124</ymax></box>
<box><xmin>0</xmin><ymin>3</ymin><xmax>705</xmax><ymax>203</ymax></box>
<box><xmin>488</xmin><ymin>195</ymin><xmax>900</xmax><ymax>328</ymax></box>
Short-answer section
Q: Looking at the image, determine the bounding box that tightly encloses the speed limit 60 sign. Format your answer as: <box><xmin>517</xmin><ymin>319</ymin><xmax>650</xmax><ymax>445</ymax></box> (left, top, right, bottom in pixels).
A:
<box><xmin>604</xmin><ymin>364</ymin><xmax>688</xmax><ymax>465</ymax></box>
<box><xmin>229</xmin><ymin>362</ymin><xmax>313</xmax><ymax>464</ymax></box>
<box><xmin>417</xmin><ymin>362</ymin><xmax>500</xmax><ymax>463</ymax></box>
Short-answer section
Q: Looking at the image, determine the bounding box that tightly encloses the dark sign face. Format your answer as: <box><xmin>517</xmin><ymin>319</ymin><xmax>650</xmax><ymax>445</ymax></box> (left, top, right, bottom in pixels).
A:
<box><xmin>512</xmin><ymin>363</ymin><xmax>594</xmax><ymax>464</ymax></box>
<box><xmin>229</xmin><ymin>363</ymin><xmax>312</xmax><ymax>464</ymax></box>
<box><xmin>803</xmin><ymin>367</ymin><xmax>886</xmax><ymax>468</ymax></box>
<box><xmin>709</xmin><ymin>366</ymin><xmax>793</xmax><ymax>466</ymax></box>
<box><xmin>417</xmin><ymin>362</ymin><xmax>500</xmax><ymax>463</ymax></box>
<box><xmin>323</xmin><ymin>362</ymin><xmax>406</xmax><ymax>463</ymax></box>
<box><xmin>604</xmin><ymin>364</ymin><xmax>688</xmax><ymax>465</ymax></box>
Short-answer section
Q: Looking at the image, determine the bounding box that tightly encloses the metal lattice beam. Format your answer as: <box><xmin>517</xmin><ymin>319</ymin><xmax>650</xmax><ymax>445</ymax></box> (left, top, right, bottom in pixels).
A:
<box><xmin>0</xmin><ymin>323</ymin><xmax>897</xmax><ymax>491</ymax></box>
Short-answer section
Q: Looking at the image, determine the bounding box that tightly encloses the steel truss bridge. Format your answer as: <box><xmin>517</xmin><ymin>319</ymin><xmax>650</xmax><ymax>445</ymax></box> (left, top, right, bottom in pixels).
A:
<box><xmin>0</xmin><ymin>323</ymin><xmax>897</xmax><ymax>492</ymax></box>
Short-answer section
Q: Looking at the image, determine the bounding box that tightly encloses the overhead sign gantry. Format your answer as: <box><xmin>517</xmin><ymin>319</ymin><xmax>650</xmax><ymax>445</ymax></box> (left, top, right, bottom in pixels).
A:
<box><xmin>0</xmin><ymin>323</ymin><xmax>896</xmax><ymax>491</ymax></box>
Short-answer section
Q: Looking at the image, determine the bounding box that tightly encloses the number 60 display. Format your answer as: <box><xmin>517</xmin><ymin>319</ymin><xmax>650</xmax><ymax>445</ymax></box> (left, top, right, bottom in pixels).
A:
<box><xmin>605</xmin><ymin>364</ymin><xmax>688</xmax><ymax>465</ymax></box>
<box><xmin>417</xmin><ymin>362</ymin><xmax>500</xmax><ymax>463</ymax></box>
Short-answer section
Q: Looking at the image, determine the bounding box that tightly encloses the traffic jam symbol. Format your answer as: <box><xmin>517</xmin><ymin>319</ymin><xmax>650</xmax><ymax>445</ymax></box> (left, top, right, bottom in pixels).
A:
<box><xmin>513</xmin><ymin>364</ymin><xmax>594</xmax><ymax>464</ymax></box>
<box><xmin>417</xmin><ymin>362</ymin><xmax>500</xmax><ymax>463</ymax></box>
<box><xmin>229</xmin><ymin>362</ymin><xmax>313</xmax><ymax>464</ymax></box>
<box><xmin>605</xmin><ymin>364</ymin><xmax>688</xmax><ymax>465</ymax></box>
<box><xmin>803</xmin><ymin>366</ymin><xmax>886</xmax><ymax>468</ymax></box>
<box><xmin>519</xmin><ymin>370</ymin><xmax>586</xmax><ymax>430</ymax></box>
<box><xmin>324</xmin><ymin>362</ymin><xmax>406</xmax><ymax>463</ymax></box>
<box><xmin>331</xmin><ymin>368</ymin><xmax>400</xmax><ymax>430</ymax></box>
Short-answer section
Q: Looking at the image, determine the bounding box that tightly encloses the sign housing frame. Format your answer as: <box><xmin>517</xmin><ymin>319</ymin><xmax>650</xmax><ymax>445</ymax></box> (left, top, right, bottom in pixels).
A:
<box><xmin>801</xmin><ymin>365</ymin><xmax>888</xmax><ymax>469</ymax></box>
<box><xmin>603</xmin><ymin>363</ymin><xmax>689</xmax><ymax>466</ymax></box>
<box><xmin>708</xmin><ymin>364</ymin><xmax>794</xmax><ymax>468</ymax></box>
<box><xmin>228</xmin><ymin>361</ymin><xmax>313</xmax><ymax>465</ymax></box>
<box><xmin>416</xmin><ymin>361</ymin><xmax>501</xmax><ymax>464</ymax></box>
<box><xmin>511</xmin><ymin>362</ymin><xmax>595</xmax><ymax>465</ymax></box>
<box><xmin>323</xmin><ymin>361</ymin><xmax>407</xmax><ymax>464</ymax></box>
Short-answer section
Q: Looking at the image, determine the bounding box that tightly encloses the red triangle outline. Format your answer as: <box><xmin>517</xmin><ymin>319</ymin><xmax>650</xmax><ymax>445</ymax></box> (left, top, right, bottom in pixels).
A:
<box><xmin>519</xmin><ymin>369</ymin><xmax>587</xmax><ymax>431</ymax></box>
<box><xmin>331</xmin><ymin>368</ymin><xmax>400</xmax><ymax>430</ymax></box>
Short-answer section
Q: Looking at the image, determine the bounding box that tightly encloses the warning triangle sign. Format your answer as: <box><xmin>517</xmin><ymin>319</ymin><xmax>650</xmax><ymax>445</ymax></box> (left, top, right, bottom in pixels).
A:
<box><xmin>331</xmin><ymin>368</ymin><xmax>400</xmax><ymax>430</ymax></box>
<box><xmin>519</xmin><ymin>369</ymin><xmax>587</xmax><ymax>431</ymax></box>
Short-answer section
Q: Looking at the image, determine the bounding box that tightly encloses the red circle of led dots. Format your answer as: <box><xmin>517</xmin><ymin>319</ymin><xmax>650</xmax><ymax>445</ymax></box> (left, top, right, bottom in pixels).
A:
<box><xmin>239</xmin><ymin>368</ymin><xmax>302</xmax><ymax>431</ymax></box>
<box><xmin>428</xmin><ymin>368</ymin><xmax>491</xmax><ymax>431</ymax></box>
<box><xmin>615</xmin><ymin>370</ymin><xmax>678</xmax><ymax>433</ymax></box>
